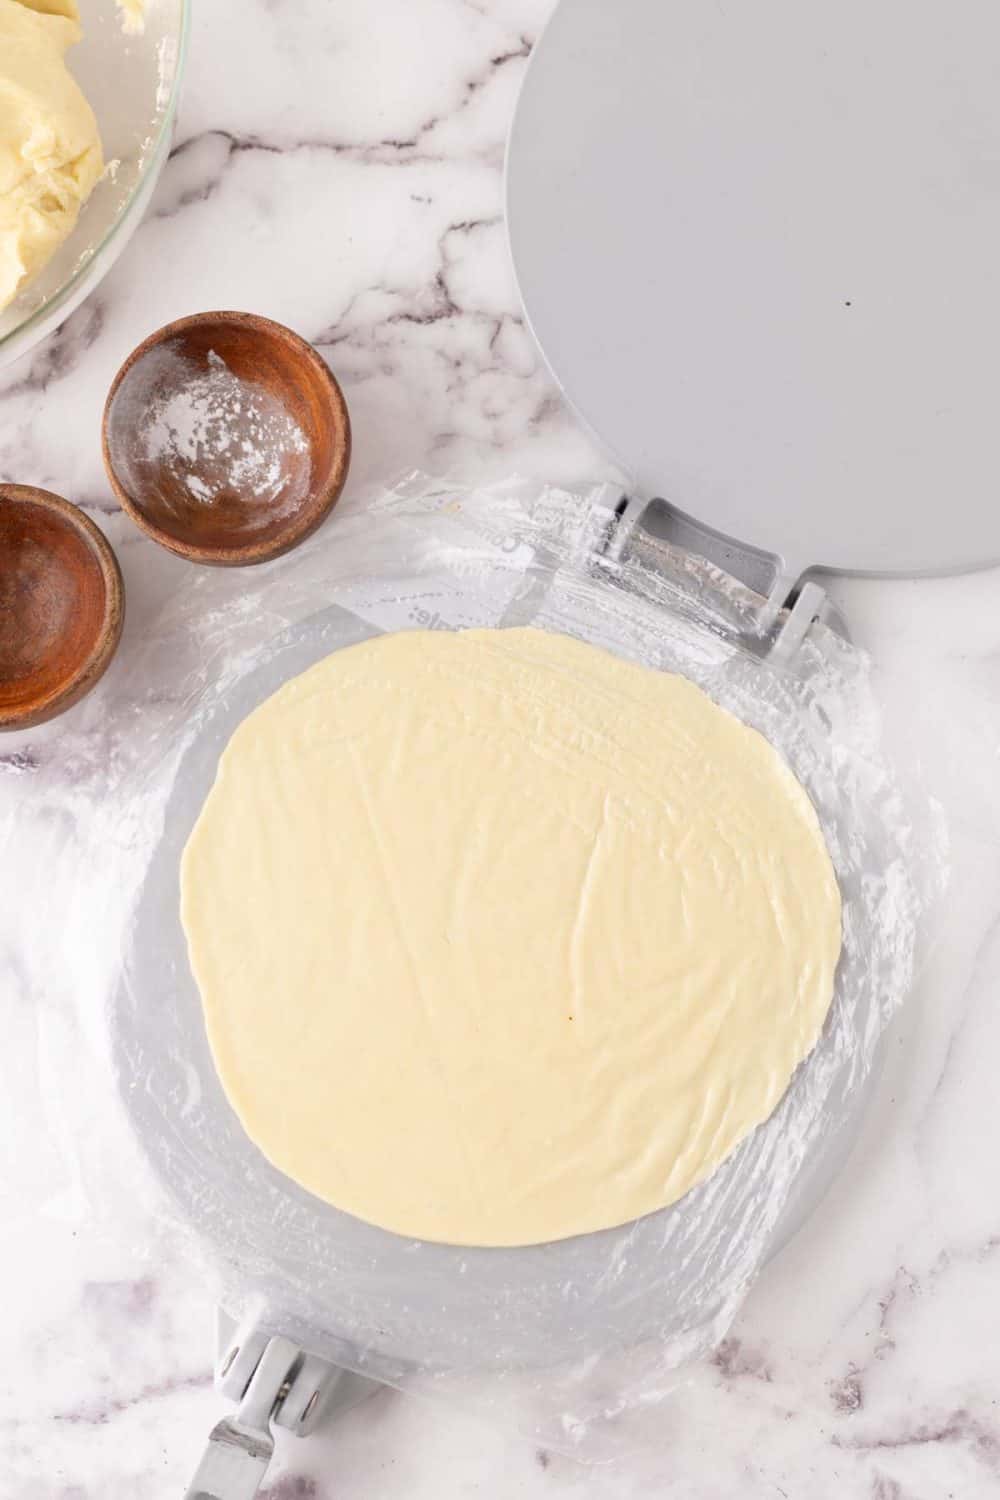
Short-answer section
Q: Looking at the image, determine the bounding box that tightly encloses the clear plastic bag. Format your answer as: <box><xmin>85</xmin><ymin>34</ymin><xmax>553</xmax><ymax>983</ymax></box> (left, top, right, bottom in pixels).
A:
<box><xmin>1</xmin><ymin>475</ymin><xmax>935</xmax><ymax>1456</ymax></box>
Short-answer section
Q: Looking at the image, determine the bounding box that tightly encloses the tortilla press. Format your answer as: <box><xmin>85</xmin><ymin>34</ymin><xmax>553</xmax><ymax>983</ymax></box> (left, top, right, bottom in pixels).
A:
<box><xmin>506</xmin><ymin>0</ymin><xmax>1000</xmax><ymax>610</ymax></box>
<box><xmin>124</xmin><ymin>2</ymin><xmax>1000</xmax><ymax>1492</ymax></box>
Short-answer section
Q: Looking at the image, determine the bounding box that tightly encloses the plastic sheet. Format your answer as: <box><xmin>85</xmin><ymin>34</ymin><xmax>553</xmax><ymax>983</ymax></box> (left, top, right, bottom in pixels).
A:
<box><xmin>2</xmin><ymin>475</ymin><xmax>935</xmax><ymax>1455</ymax></box>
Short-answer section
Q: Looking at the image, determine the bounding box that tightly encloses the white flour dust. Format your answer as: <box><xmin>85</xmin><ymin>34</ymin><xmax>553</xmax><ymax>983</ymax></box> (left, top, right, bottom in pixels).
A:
<box><xmin>137</xmin><ymin>350</ymin><xmax>309</xmax><ymax>507</ymax></box>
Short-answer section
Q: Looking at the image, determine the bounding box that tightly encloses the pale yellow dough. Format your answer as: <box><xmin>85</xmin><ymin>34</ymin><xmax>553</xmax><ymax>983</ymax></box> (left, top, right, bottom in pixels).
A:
<box><xmin>116</xmin><ymin>0</ymin><xmax>143</xmax><ymax>34</ymax></box>
<box><xmin>0</xmin><ymin>0</ymin><xmax>103</xmax><ymax>311</ymax></box>
<box><xmin>181</xmin><ymin>628</ymin><xmax>842</xmax><ymax>1247</ymax></box>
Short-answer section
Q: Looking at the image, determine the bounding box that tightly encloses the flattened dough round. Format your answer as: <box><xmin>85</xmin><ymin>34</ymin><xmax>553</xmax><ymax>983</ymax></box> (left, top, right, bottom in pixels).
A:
<box><xmin>181</xmin><ymin>628</ymin><xmax>841</xmax><ymax>1247</ymax></box>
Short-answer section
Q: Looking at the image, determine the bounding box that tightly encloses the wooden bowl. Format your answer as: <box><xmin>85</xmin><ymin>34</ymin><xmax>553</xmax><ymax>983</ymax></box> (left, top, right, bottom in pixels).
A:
<box><xmin>0</xmin><ymin>486</ymin><xmax>124</xmax><ymax>731</ymax></box>
<box><xmin>102</xmin><ymin>311</ymin><xmax>351</xmax><ymax>566</ymax></box>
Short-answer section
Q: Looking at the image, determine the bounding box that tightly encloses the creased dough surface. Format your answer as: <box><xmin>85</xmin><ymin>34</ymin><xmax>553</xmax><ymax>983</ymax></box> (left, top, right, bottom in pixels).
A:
<box><xmin>0</xmin><ymin>0</ymin><xmax>102</xmax><ymax>311</ymax></box>
<box><xmin>181</xmin><ymin>628</ymin><xmax>842</xmax><ymax>1247</ymax></box>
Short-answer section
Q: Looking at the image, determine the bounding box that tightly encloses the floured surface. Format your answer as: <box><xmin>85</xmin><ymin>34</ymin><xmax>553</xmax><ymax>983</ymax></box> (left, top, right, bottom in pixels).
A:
<box><xmin>180</xmin><ymin>626</ymin><xmax>842</xmax><ymax>1247</ymax></box>
<box><xmin>133</xmin><ymin>347</ymin><xmax>310</xmax><ymax>511</ymax></box>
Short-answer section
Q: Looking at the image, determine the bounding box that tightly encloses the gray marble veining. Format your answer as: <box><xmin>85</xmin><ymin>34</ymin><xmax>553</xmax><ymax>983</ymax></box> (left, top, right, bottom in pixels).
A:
<box><xmin>2</xmin><ymin>2</ymin><xmax>999</xmax><ymax>1496</ymax></box>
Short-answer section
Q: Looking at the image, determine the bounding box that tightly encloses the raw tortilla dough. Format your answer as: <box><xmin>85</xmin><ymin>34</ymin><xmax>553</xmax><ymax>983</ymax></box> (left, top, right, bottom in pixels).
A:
<box><xmin>117</xmin><ymin>0</ymin><xmax>143</xmax><ymax>33</ymax></box>
<box><xmin>0</xmin><ymin>0</ymin><xmax>102</xmax><ymax>311</ymax></box>
<box><xmin>181</xmin><ymin>627</ymin><xmax>842</xmax><ymax>1247</ymax></box>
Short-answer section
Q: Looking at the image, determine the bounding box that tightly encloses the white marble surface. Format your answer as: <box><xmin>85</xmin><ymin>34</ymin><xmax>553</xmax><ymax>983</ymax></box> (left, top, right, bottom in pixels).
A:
<box><xmin>2</xmin><ymin>1</ymin><xmax>1000</xmax><ymax>1495</ymax></box>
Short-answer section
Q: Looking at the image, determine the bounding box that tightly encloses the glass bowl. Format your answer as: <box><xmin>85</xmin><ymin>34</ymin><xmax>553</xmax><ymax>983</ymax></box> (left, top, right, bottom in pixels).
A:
<box><xmin>0</xmin><ymin>0</ymin><xmax>190</xmax><ymax>370</ymax></box>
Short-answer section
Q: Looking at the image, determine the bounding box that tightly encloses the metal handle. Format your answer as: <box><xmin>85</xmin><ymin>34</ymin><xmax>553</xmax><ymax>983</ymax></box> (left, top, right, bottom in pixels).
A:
<box><xmin>184</xmin><ymin>1317</ymin><xmax>383</xmax><ymax>1500</ymax></box>
<box><xmin>184</xmin><ymin>1336</ymin><xmax>301</xmax><ymax>1500</ymax></box>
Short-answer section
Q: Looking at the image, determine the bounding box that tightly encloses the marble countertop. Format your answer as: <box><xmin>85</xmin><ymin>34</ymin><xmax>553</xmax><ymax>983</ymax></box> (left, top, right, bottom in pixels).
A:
<box><xmin>2</xmin><ymin>1</ymin><xmax>999</xmax><ymax>1495</ymax></box>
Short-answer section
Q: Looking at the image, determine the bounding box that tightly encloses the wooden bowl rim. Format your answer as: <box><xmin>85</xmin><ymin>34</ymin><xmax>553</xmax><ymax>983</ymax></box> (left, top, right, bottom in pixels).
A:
<box><xmin>101</xmin><ymin>310</ymin><xmax>352</xmax><ymax>567</ymax></box>
<box><xmin>0</xmin><ymin>484</ymin><xmax>125</xmax><ymax>732</ymax></box>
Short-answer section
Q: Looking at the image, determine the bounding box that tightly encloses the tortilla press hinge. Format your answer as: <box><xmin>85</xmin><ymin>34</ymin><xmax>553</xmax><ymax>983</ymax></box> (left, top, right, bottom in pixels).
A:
<box><xmin>183</xmin><ymin>1314</ymin><xmax>380</xmax><ymax>1500</ymax></box>
<box><xmin>601</xmin><ymin>495</ymin><xmax>848</xmax><ymax>655</ymax></box>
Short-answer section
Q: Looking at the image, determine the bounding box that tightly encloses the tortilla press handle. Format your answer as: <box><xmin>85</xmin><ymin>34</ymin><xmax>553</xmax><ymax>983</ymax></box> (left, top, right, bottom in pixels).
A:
<box><xmin>183</xmin><ymin>1335</ymin><xmax>294</xmax><ymax>1500</ymax></box>
<box><xmin>183</xmin><ymin>1324</ymin><xmax>381</xmax><ymax>1500</ymax></box>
